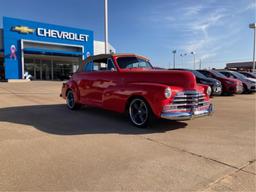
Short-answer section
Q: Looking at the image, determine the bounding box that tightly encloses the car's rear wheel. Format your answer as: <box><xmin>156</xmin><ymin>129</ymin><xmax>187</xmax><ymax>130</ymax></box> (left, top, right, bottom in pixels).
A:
<box><xmin>128</xmin><ymin>98</ymin><xmax>152</xmax><ymax>128</ymax></box>
<box><xmin>66</xmin><ymin>90</ymin><xmax>80</xmax><ymax>110</ymax></box>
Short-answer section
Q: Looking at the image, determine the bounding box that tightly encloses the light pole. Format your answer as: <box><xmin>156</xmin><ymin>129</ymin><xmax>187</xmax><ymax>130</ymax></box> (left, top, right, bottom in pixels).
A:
<box><xmin>191</xmin><ymin>51</ymin><xmax>196</xmax><ymax>69</ymax></box>
<box><xmin>180</xmin><ymin>53</ymin><xmax>187</xmax><ymax>66</ymax></box>
<box><xmin>104</xmin><ymin>0</ymin><xmax>109</xmax><ymax>54</ymax></box>
<box><xmin>172</xmin><ymin>50</ymin><xmax>176</xmax><ymax>68</ymax></box>
<box><xmin>249</xmin><ymin>23</ymin><xmax>256</xmax><ymax>72</ymax></box>
<box><xmin>180</xmin><ymin>54</ymin><xmax>183</xmax><ymax>66</ymax></box>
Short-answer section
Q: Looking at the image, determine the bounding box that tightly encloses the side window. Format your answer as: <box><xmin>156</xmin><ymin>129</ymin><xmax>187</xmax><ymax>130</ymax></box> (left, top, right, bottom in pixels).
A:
<box><xmin>84</xmin><ymin>61</ymin><xmax>94</xmax><ymax>72</ymax></box>
<box><xmin>107</xmin><ymin>58</ymin><xmax>116</xmax><ymax>71</ymax></box>
<box><xmin>201</xmin><ymin>71</ymin><xmax>210</xmax><ymax>77</ymax></box>
<box><xmin>83</xmin><ymin>58</ymin><xmax>116</xmax><ymax>72</ymax></box>
<box><xmin>221</xmin><ymin>72</ymin><xmax>229</xmax><ymax>77</ymax></box>
<box><xmin>205</xmin><ymin>71</ymin><xmax>213</xmax><ymax>77</ymax></box>
<box><xmin>93</xmin><ymin>59</ymin><xmax>108</xmax><ymax>71</ymax></box>
<box><xmin>230</xmin><ymin>74</ymin><xmax>236</xmax><ymax>79</ymax></box>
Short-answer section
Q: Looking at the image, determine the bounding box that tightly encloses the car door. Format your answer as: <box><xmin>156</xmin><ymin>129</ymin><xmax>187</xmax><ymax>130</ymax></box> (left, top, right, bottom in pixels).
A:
<box><xmin>98</xmin><ymin>58</ymin><xmax>121</xmax><ymax>109</ymax></box>
<box><xmin>76</xmin><ymin>60</ymin><xmax>97</xmax><ymax>105</ymax></box>
<box><xmin>79</xmin><ymin>57</ymin><xmax>120</xmax><ymax>107</ymax></box>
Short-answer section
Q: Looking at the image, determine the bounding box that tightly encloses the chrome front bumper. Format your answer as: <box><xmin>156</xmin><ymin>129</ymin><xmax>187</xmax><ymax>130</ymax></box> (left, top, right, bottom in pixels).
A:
<box><xmin>160</xmin><ymin>104</ymin><xmax>213</xmax><ymax>120</ymax></box>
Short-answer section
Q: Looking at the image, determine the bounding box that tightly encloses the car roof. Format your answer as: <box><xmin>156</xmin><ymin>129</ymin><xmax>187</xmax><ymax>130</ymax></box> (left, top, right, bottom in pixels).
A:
<box><xmin>240</xmin><ymin>71</ymin><xmax>251</xmax><ymax>74</ymax></box>
<box><xmin>78</xmin><ymin>53</ymin><xmax>149</xmax><ymax>72</ymax></box>
<box><xmin>217</xmin><ymin>70</ymin><xmax>232</xmax><ymax>73</ymax></box>
<box><xmin>83</xmin><ymin>53</ymin><xmax>149</xmax><ymax>64</ymax></box>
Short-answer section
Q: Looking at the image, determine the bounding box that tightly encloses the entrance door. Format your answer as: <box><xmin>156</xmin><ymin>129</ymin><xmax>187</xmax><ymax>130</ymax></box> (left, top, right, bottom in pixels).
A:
<box><xmin>41</xmin><ymin>60</ymin><xmax>52</xmax><ymax>80</ymax></box>
<box><xmin>24</xmin><ymin>55</ymin><xmax>81</xmax><ymax>80</ymax></box>
<box><xmin>24</xmin><ymin>59</ymin><xmax>52</xmax><ymax>80</ymax></box>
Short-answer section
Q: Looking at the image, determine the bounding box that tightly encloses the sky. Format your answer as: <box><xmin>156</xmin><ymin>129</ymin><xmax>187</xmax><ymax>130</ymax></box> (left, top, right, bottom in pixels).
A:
<box><xmin>0</xmin><ymin>0</ymin><xmax>255</xmax><ymax>69</ymax></box>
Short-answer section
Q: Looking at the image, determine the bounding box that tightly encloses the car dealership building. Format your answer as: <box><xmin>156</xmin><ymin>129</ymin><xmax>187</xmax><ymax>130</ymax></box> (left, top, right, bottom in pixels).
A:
<box><xmin>0</xmin><ymin>17</ymin><xmax>115</xmax><ymax>80</ymax></box>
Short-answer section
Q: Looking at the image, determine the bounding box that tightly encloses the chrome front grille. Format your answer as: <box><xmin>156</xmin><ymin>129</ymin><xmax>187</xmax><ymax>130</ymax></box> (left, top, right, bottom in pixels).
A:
<box><xmin>169</xmin><ymin>91</ymin><xmax>209</xmax><ymax>111</ymax></box>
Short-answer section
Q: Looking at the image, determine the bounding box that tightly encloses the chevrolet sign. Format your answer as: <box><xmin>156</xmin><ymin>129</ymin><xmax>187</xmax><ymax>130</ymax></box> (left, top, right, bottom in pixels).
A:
<box><xmin>37</xmin><ymin>28</ymin><xmax>89</xmax><ymax>42</ymax></box>
<box><xmin>12</xmin><ymin>26</ymin><xmax>35</xmax><ymax>34</ymax></box>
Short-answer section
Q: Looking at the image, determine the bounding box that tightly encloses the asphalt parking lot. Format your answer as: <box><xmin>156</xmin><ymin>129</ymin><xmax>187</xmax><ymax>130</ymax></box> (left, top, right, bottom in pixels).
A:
<box><xmin>0</xmin><ymin>81</ymin><xmax>255</xmax><ymax>191</ymax></box>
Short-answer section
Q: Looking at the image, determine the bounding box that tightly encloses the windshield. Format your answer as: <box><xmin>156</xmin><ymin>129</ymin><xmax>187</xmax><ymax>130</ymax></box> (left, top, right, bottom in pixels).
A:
<box><xmin>232</xmin><ymin>71</ymin><xmax>247</xmax><ymax>79</ymax></box>
<box><xmin>117</xmin><ymin>57</ymin><xmax>153</xmax><ymax>69</ymax></box>
<box><xmin>191</xmin><ymin>70</ymin><xmax>207</xmax><ymax>79</ymax></box>
<box><xmin>210</xmin><ymin>70</ymin><xmax>227</xmax><ymax>78</ymax></box>
<box><xmin>241</xmin><ymin>72</ymin><xmax>256</xmax><ymax>78</ymax></box>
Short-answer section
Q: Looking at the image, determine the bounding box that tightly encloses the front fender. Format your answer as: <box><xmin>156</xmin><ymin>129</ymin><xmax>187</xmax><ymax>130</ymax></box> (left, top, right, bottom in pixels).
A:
<box><xmin>124</xmin><ymin>82</ymin><xmax>181</xmax><ymax>117</ymax></box>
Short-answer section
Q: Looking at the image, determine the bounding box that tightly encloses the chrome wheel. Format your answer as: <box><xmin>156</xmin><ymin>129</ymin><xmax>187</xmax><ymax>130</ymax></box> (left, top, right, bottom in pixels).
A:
<box><xmin>129</xmin><ymin>98</ymin><xmax>149</xmax><ymax>126</ymax></box>
<box><xmin>66</xmin><ymin>90</ymin><xmax>75</xmax><ymax>109</ymax></box>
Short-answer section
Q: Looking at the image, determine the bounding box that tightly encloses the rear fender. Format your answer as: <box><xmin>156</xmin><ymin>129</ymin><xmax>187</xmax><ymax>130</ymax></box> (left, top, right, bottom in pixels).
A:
<box><xmin>63</xmin><ymin>80</ymin><xmax>80</xmax><ymax>102</ymax></box>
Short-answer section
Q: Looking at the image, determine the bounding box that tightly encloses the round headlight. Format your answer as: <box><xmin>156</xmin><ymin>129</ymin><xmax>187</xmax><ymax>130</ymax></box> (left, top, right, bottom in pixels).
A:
<box><xmin>164</xmin><ymin>87</ymin><xmax>172</xmax><ymax>99</ymax></box>
<box><xmin>207</xmin><ymin>86</ymin><xmax>212</xmax><ymax>96</ymax></box>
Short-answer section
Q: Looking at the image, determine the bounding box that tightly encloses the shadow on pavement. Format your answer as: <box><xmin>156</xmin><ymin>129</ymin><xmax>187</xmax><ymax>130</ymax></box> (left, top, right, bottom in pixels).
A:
<box><xmin>0</xmin><ymin>104</ymin><xmax>187</xmax><ymax>135</ymax></box>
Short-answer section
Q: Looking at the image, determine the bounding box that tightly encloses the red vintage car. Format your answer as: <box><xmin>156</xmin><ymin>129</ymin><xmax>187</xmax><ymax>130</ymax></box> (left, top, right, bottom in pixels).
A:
<box><xmin>61</xmin><ymin>54</ymin><xmax>213</xmax><ymax>127</ymax></box>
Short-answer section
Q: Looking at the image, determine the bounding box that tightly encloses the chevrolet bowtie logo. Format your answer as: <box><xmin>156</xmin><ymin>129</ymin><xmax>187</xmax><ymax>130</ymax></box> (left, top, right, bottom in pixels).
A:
<box><xmin>12</xmin><ymin>26</ymin><xmax>35</xmax><ymax>34</ymax></box>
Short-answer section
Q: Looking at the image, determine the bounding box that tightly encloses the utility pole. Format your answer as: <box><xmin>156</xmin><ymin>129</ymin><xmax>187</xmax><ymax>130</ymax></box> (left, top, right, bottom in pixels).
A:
<box><xmin>104</xmin><ymin>0</ymin><xmax>109</xmax><ymax>54</ymax></box>
<box><xmin>249</xmin><ymin>23</ymin><xmax>256</xmax><ymax>72</ymax></box>
<box><xmin>199</xmin><ymin>59</ymin><xmax>202</xmax><ymax>69</ymax></box>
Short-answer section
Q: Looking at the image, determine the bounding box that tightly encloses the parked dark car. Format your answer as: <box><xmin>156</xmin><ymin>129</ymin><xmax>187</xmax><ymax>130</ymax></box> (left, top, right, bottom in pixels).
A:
<box><xmin>197</xmin><ymin>70</ymin><xmax>243</xmax><ymax>95</ymax></box>
<box><xmin>170</xmin><ymin>68</ymin><xmax>222</xmax><ymax>96</ymax></box>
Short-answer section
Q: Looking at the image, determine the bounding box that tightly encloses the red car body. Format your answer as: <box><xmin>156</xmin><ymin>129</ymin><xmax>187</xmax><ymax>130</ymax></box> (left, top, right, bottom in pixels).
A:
<box><xmin>197</xmin><ymin>70</ymin><xmax>243</xmax><ymax>94</ymax></box>
<box><xmin>61</xmin><ymin>54</ymin><xmax>213</xmax><ymax>127</ymax></box>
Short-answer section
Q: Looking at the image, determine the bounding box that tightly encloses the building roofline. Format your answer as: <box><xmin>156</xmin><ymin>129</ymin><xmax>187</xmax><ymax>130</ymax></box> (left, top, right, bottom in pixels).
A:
<box><xmin>3</xmin><ymin>16</ymin><xmax>93</xmax><ymax>33</ymax></box>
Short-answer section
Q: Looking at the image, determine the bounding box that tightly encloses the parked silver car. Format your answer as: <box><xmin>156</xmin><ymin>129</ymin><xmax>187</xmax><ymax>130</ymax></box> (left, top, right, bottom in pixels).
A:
<box><xmin>238</xmin><ymin>71</ymin><xmax>256</xmax><ymax>79</ymax></box>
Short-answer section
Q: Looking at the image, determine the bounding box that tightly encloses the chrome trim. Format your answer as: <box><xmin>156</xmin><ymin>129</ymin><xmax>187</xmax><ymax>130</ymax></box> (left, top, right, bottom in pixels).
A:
<box><xmin>162</xmin><ymin>90</ymin><xmax>212</xmax><ymax>118</ymax></box>
<box><xmin>161</xmin><ymin>104</ymin><xmax>213</xmax><ymax>120</ymax></box>
<box><xmin>171</xmin><ymin>101</ymin><xmax>209</xmax><ymax>107</ymax></box>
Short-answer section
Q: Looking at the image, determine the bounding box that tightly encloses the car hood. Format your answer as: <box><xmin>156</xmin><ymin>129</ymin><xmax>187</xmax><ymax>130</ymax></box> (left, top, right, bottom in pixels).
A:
<box><xmin>230</xmin><ymin>78</ymin><xmax>242</xmax><ymax>85</ymax></box>
<box><xmin>199</xmin><ymin>77</ymin><xmax>220</xmax><ymax>85</ymax></box>
<box><xmin>246</xmin><ymin>77</ymin><xmax>256</xmax><ymax>83</ymax></box>
<box><xmin>208</xmin><ymin>78</ymin><xmax>222</xmax><ymax>85</ymax></box>
<box><xmin>122</xmin><ymin>70</ymin><xmax>197</xmax><ymax>90</ymax></box>
<box><xmin>217</xmin><ymin>76</ymin><xmax>240</xmax><ymax>84</ymax></box>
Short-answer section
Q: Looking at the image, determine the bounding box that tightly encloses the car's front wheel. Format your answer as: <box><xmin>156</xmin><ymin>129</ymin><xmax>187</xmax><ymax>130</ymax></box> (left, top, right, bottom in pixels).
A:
<box><xmin>66</xmin><ymin>90</ymin><xmax>80</xmax><ymax>110</ymax></box>
<box><xmin>128</xmin><ymin>98</ymin><xmax>152</xmax><ymax>128</ymax></box>
<box><xmin>242</xmin><ymin>83</ymin><xmax>251</xmax><ymax>94</ymax></box>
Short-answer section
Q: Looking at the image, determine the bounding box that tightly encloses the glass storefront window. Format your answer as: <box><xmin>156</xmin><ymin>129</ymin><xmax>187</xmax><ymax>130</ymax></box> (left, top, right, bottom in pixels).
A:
<box><xmin>24</xmin><ymin>55</ymin><xmax>81</xmax><ymax>80</ymax></box>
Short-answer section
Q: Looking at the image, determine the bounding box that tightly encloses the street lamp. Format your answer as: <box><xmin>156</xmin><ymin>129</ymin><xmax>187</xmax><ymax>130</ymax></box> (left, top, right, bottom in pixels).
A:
<box><xmin>104</xmin><ymin>0</ymin><xmax>109</xmax><ymax>54</ymax></box>
<box><xmin>249</xmin><ymin>23</ymin><xmax>256</xmax><ymax>72</ymax></box>
<box><xmin>180</xmin><ymin>53</ymin><xmax>183</xmax><ymax>66</ymax></box>
<box><xmin>191</xmin><ymin>51</ymin><xmax>196</xmax><ymax>69</ymax></box>
<box><xmin>180</xmin><ymin>53</ymin><xmax>187</xmax><ymax>66</ymax></box>
<box><xmin>172</xmin><ymin>50</ymin><xmax>176</xmax><ymax>68</ymax></box>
